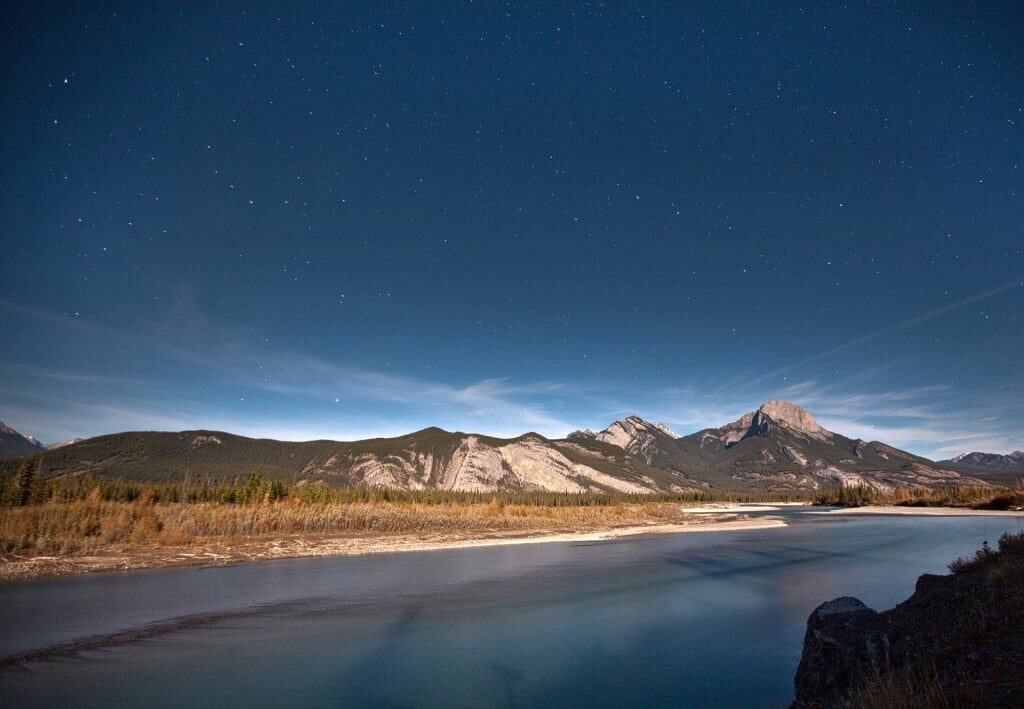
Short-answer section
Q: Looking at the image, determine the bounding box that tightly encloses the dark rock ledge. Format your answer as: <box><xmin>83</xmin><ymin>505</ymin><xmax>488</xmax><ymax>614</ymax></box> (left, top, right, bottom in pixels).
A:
<box><xmin>792</xmin><ymin>534</ymin><xmax>1024</xmax><ymax>707</ymax></box>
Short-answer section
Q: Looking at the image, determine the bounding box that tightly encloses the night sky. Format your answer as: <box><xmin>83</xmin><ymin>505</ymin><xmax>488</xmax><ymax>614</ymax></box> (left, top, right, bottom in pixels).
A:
<box><xmin>2</xmin><ymin>2</ymin><xmax>1022</xmax><ymax>457</ymax></box>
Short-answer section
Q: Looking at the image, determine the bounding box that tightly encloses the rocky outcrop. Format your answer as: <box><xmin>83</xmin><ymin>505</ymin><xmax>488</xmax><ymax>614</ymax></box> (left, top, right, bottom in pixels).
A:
<box><xmin>342</xmin><ymin>435</ymin><xmax>654</xmax><ymax>493</ymax></box>
<box><xmin>793</xmin><ymin>533</ymin><xmax>1024</xmax><ymax>707</ymax></box>
<box><xmin>695</xmin><ymin>401</ymin><xmax>831</xmax><ymax>451</ymax></box>
<box><xmin>569</xmin><ymin>415</ymin><xmax>678</xmax><ymax>464</ymax></box>
<box><xmin>793</xmin><ymin>597</ymin><xmax>890</xmax><ymax>705</ymax></box>
<box><xmin>755</xmin><ymin>401</ymin><xmax>832</xmax><ymax>442</ymax></box>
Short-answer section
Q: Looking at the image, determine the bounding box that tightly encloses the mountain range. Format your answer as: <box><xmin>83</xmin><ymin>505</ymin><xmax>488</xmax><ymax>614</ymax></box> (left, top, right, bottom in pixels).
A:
<box><xmin>0</xmin><ymin>422</ymin><xmax>84</xmax><ymax>458</ymax></box>
<box><xmin>938</xmin><ymin>451</ymin><xmax>1024</xmax><ymax>481</ymax></box>
<box><xmin>0</xmin><ymin>422</ymin><xmax>44</xmax><ymax>458</ymax></box>
<box><xmin>1</xmin><ymin>401</ymin><xmax>1009</xmax><ymax>493</ymax></box>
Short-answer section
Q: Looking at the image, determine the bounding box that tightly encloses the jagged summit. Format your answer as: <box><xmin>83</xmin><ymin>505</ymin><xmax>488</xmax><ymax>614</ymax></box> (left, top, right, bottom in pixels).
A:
<box><xmin>0</xmin><ymin>421</ymin><xmax>45</xmax><ymax>458</ymax></box>
<box><xmin>573</xmin><ymin>402</ymin><xmax>831</xmax><ymax>460</ymax></box>
<box><xmin>698</xmin><ymin>401</ymin><xmax>831</xmax><ymax>451</ymax></box>
<box><xmin>568</xmin><ymin>415</ymin><xmax>679</xmax><ymax>464</ymax></box>
<box><xmin>570</xmin><ymin>415</ymin><xmax>677</xmax><ymax>442</ymax></box>
<box><xmin>751</xmin><ymin>400</ymin><xmax>831</xmax><ymax>442</ymax></box>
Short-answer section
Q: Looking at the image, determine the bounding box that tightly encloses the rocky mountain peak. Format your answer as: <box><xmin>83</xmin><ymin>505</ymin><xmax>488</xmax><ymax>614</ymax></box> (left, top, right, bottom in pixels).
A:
<box><xmin>0</xmin><ymin>421</ymin><xmax>42</xmax><ymax>445</ymax></box>
<box><xmin>696</xmin><ymin>401</ymin><xmax>833</xmax><ymax>451</ymax></box>
<box><xmin>757</xmin><ymin>400</ymin><xmax>822</xmax><ymax>430</ymax></box>
<box><xmin>607</xmin><ymin>416</ymin><xmax>677</xmax><ymax>440</ymax></box>
<box><xmin>753</xmin><ymin>401</ymin><xmax>831</xmax><ymax>441</ymax></box>
<box><xmin>566</xmin><ymin>415</ymin><xmax>678</xmax><ymax>463</ymax></box>
<box><xmin>0</xmin><ymin>420</ymin><xmax>46</xmax><ymax>458</ymax></box>
<box><xmin>571</xmin><ymin>416</ymin><xmax>677</xmax><ymax>444</ymax></box>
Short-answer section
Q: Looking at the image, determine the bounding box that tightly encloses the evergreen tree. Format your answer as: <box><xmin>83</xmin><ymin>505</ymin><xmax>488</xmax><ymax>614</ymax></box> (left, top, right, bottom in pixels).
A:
<box><xmin>13</xmin><ymin>455</ymin><xmax>40</xmax><ymax>506</ymax></box>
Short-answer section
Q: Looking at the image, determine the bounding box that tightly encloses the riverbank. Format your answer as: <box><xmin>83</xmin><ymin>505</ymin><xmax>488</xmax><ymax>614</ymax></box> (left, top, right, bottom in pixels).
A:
<box><xmin>682</xmin><ymin>502</ymin><xmax>811</xmax><ymax>513</ymax></box>
<box><xmin>0</xmin><ymin>501</ymin><xmax>786</xmax><ymax>581</ymax></box>
<box><xmin>827</xmin><ymin>505</ymin><xmax>1024</xmax><ymax>517</ymax></box>
<box><xmin>794</xmin><ymin>531</ymin><xmax>1024</xmax><ymax>707</ymax></box>
<box><xmin>9</xmin><ymin>498</ymin><xmax>1020</xmax><ymax>582</ymax></box>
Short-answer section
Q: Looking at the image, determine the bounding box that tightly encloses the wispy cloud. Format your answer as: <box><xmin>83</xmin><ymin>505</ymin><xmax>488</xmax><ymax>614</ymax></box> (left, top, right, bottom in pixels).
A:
<box><xmin>0</xmin><ymin>300</ymin><xmax>580</xmax><ymax>441</ymax></box>
<box><xmin>2</xmin><ymin>297</ymin><xmax>1021</xmax><ymax>458</ymax></box>
<box><xmin>763</xmin><ymin>379</ymin><xmax>1023</xmax><ymax>458</ymax></box>
<box><xmin>586</xmin><ymin>370</ymin><xmax>1023</xmax><ymax>460</ymax></box>
<box><xmin>728</xmin><ymin>276</ymin><xmax>1024</xmax><ymax>390</ymax></box>
<box><xmin>0</xmin><ymin>360</ymin><xmax>161</xmax><ymax>390</ymax></box>
<box><xmin>238</xmin><ymin>355</ymin><xmax>579</xmax><ymax>436</ymax></box>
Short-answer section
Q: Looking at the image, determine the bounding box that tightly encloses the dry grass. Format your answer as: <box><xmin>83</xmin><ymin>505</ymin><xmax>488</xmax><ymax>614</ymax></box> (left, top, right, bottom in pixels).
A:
<box><xmin>844</xmin><ymin>665</ymin><xmax>956</xmax><ymax>709</ymax></box>
<box><xmin>816</xmin><ymin>482</ymin><xmax>1024</xmax><ymax>509</ymax></box>
<box><xmin>0</xmin><ymin>496</ymin><xmax>696</xmax><ymax>559</ymax></box>
<box><xmin>841</xmin><ymin>532</ymin><xmax>1024</xmax><ymax>708</ymax></box>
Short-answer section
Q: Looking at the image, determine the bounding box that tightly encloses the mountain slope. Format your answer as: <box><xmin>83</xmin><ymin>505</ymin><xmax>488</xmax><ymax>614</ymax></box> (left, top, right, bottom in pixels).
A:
<box><xmin>9</xmin><ymin>427</ymin><xmax>694</xmax><ymax>494</ymax></box>
<box><xmin>0</xmin><ymin>422</ymin><xmax>44</xmax><ymax>459</ymax></box>
<box><xmin>570</xmin><ymin>416</ymin><xmax>682</xmax><ymax>465</ymax></box>
<box><xmin>0</xmin><ymin>401</ymin><xmax>1001</xmax><ymax>493</ymax></box>
<box><xmin>939</xmin><ymin>451</ymin><xmax>1024</xmax><ymax>473</ymax></box>
<box><xmin>684</xmin><ymin>401</ymin><xmax>991</xmax><ymax>491</ymax></box>
<box><xmin>582</xmin><ymin>402</ymin><xmax>990</xmax><ymax>492</ymax></box>
<box><xmin>570</xmin><ymin>416</ymin><xmax>735</xmax><ymax>489</ymax></box>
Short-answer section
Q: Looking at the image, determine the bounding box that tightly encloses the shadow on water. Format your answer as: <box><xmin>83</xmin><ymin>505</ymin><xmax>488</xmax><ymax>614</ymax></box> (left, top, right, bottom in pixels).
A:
<box><xmin>0</xmin><ymin>595</ymin><xmax>346</xmax><ymax>668</ymax></box>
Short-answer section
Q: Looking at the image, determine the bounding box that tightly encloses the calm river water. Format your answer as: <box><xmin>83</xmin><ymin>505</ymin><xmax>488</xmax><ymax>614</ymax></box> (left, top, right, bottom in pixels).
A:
<box><xmin>2</xmin><ymin>508</ymin><xmax>1021</xmax><ymax>708</ymax></box>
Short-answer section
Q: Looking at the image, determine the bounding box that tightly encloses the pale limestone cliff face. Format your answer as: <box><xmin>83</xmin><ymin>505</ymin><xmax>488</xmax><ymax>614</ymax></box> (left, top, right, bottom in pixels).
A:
<box><xmin>652</xmin><ymin>422</ymin><xmax>679</xmax><ymax>438</ymax></box>
<box><xmin>719</xmin><ymin>412</ymin><xmax>755</xmax><ymax>445</ymax></box>
<box><xmin>554</xmin><ymin>441</ymin><xmax>618</xmax><ymax>462</ymax></box>
<box><xmin>443</xmin><ymin>437</ymin><xmax>508</xmax><ymax>491</ymax></box>
<box><xmin>349</xmin><ymin>454</ymin><xmax>426</xmax><ymax>489</ymax></box>
<box><xmin>699</xmin><ymin>401</ymin><xmax>831</xmax><ymax>450</ymax></box>
<box><xmin>696</xmin><ymin>413</ymin><xmax>753</xmax><ymax>450</ymax></box>
<box><xmin>583</xmin><ymin>415</ymin><xmax>677</xmax><ymax>464</ymax></box>
<box><xmin>345</xmin><ymin>436</ymin><xmax>653</xmax><ymax>493</ymax></box>
<box><xmin>495</xmin><ymin>437</ymin><xmax>649</xmax><ymax>493</ymax></box>
<box><xmin>782</xmin><ymin>445</ymin><xmax>809</xmax><ymax>466</ymax></box>
<box><xmin>817</xmin><ymin>465</ymin><xmax>880</xmax><ymax>491</ymax></box>
<box><xmin>593</xmin><ymin>416</ymin><xmax>650</xmax><ymax>449</ymax></box>
<box><xmin>755</xmin><ymin>400</ymin><xmax>832</xmax><ymax>442</ymax></box>
<box><xmin>189</xmin><ymin>435</ymin><xmax>222</xmax><ymax>449</ymax></box>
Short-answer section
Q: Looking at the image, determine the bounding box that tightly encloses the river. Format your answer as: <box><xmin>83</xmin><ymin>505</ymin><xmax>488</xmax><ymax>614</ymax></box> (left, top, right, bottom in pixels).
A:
<box><xmin>2</xmin><ymin>508</ymin><xmax>1021</xmax><ymax>707</ymax></box>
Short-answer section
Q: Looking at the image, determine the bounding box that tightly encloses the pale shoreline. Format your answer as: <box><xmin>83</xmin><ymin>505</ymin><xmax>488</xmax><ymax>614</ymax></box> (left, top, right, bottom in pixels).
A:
<box><xmin>826</xmin><ymin>505</ymin><xmax>1024</xmax><ymax>517</ymax></box>
<box><xmin>682</xmin><ymin>502</ymin><xmax>810</xmax><ymax>514</ymax></box>
<box><xmin>0</xmin><ymin>515</ymin><xmax>787</xmax><ymax>582</ymax></box>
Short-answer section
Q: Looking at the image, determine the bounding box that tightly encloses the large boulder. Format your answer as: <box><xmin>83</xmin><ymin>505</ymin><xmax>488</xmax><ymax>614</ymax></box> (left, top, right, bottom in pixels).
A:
<box><xmin>792</xmin><ymin>535</ymin><xmax>1024</xmax><ymax>707</ymax></box>
<box><xmin>792</xmin><ymin>597</ymin><xmax>888</xmax><ymax>706</ymax></box>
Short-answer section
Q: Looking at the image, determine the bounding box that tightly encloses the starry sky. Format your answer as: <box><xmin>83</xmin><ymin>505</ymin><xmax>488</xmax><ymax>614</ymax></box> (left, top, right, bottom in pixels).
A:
<box><xmin>2</xmin><ymin>2</ymin><xmax>1022</xmax><ymax>458</ymax></box>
